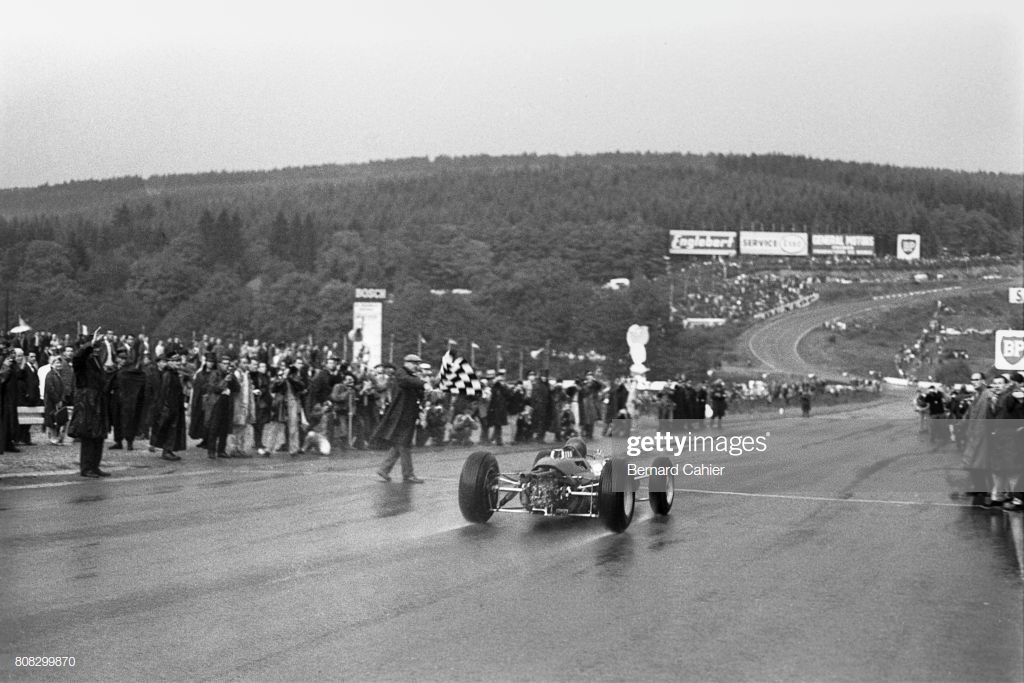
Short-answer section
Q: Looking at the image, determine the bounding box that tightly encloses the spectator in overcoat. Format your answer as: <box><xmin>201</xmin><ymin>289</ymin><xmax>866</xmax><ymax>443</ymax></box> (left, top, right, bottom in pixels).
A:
<box><xmin>69</xmin><ymin>329</ymin><xmax>113</xmax><ymax>477</ymax></box>
<box><xmin>112</xmin><ymin>350</ymin><xmax>147</xmax><ymax>450</ymax></box>
<box><xmin>152</xmin><ymin>353</ymin><xmax>187</xmax><ymax>461</ymax></box>
<box><xmin>204</xmin><ymin>356</ymin><xmax>239</xmax><ymax>459</ymax></box>
<box><xmin>230</xmin><ymin>356</ymin><xmax>255</xmax><ymax>457</ymax></box>
<box><xmin>43</xmin><ymin>355</ymin><xmax>68</xmax><ymax>444</ymax></box>
<box><xmin>17</xmin><ymin>350</ymin><xmax>41</xmax><ymax>444</ymax></box>
<box><xmin>577</xmin><ymin>372</ymin><xmax>604</xmax><ymax>439</ymax></box>
<box><xmin>709</xmin><ymin>380</ymin><xmax>728</xmax><ymax>427</ymax></box>
<box><xmin>373</xmin><ymin>354</ymin><xmax>426</xmax><ymax>483</ymax></box>
<box><xmin>189</xmin><ymin>354</ymin><xmax>216</xmax><ymax>448</ymax></box>
<box><xmin>0</xmin><ymin>350</ymin><xmax>18</xmax><ymax>453</ymax></box>
<box><xmin>284</xmin><ymin>358</ymin><xmax>309</xmax><ymax>456</ymax></box>
<box><xmin>485</xmin><ymin>370</ymin><xmax>510</xmax><ymax>445</ymax></box>
<box><xmin>251</xmin><ymin>360</ymin><xmax>273</xmax><ymax>456</ymax></box>
<box><xmin>989</xmin><ymin>373</ymin><xmax>1024</xmax><ymax>510</ymax></box>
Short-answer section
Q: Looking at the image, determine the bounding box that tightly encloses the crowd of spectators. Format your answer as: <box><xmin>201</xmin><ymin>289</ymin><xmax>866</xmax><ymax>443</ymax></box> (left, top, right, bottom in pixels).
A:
<box><xmin>675</xmin><ymin>252</ymin><xmax>1012</xmax><ymax>324</ymax></box>
<box><xmin>736</xmin><ymin>253</ymin><xmax>1010</xmax><ymax>274</ymax></box>
<box><xmin>0</xmin><ymin>330</ymin><xmax>637</xmax><ymax>460</ymax></box>
<box><xmin>679</xmin><ymin>262</ymin><xmax>813</xmax><ymax>321</ymax></box>
<box><xmin>913</xmin><ymin>370</ymin><xmax>1024</xmax><ymax>512</ymax></box>
<box><xmin>892</xmin><ymin>300</ymin><xmax>975</xmax><ymax>380</ymax></box>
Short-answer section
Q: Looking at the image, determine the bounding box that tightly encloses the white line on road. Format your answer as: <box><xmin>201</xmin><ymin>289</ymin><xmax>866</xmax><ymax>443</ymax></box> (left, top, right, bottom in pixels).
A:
<box><xmin>1</xmin><ymin>467</ymin><xmax>460</xmax><ymax>491</ymax></box>
<box><xmin>2</xmin><ymin>472</ymin><xmax>977</xmax><ymax>510</ymax></box>
<box><xmin>1</xmin><ymin>468</ymin><xmax>286</xmax><ymax>490</ymax></box>
<box><xmin>677</xmin><ymin>488</ymin><xmax>970</xmax><ymax>507</ymax></box>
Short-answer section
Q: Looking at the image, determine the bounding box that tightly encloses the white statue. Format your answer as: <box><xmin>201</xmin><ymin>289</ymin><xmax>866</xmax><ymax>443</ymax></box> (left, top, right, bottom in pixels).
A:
<box><xmin>626</xmin><ymin>324</ymin><xmax>649</xmax><ymax>376</ymax></box>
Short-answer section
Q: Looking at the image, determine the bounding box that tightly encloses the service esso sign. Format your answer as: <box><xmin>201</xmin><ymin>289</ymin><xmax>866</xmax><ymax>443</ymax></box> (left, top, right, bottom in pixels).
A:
<box><xmin>780</xmin><ymin>234</ymin><xmax>806</xmax><ymax>255</ymax></box>
<box><xmin>738</xmin><ymin>231</ymin><xmax>808</xmax><ymax>256</ymax></box>
<box><xmin>995</xmin><ymin>330</ymin><xmax>1024</xmax><ymax>371</ymax></box>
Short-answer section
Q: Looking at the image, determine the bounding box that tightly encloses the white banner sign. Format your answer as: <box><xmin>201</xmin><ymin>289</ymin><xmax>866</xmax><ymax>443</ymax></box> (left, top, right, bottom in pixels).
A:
<box><xmin>682</xmin><ymin>318</ymin><xmax>727</xmax><ymax>328</ymax></box>
<box><xmin>896</xmin><ymin>233</ymin><xmax>921</xmax><ymax>260</ymax></box>
<box><xmin>352</xmin><ymin>301</ymin><xmax>383</xmax><ymax>367</ymax></box>
<box><xmin>738</xmin><ymin>231</ymin><xmax>808</xmax><ymax>256</ymax></box>
<box><xmin>1009</xmin><ymin>287</ymin><xmax>1024</xmax><ymax>304</ymax></box>
<box><xmin>811</xmin><ymin>234</ymin><xmax>875</xmax><ymax>256</ymax></box>
<box><xmin>668</xmin><ymin>230</ymin><xmax>737</xmax><ymax>256</ymax></box>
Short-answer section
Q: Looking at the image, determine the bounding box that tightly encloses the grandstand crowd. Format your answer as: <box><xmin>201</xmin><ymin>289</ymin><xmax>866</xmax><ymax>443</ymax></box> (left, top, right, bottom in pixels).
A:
<box><xmin>681</xmin><ymin>269</ymin><xmax>812</xmax><ymax>321</ymax></box>
<box><xmin>671</xmin><ymin>253</ymin><xmax>1010</xmax><ymax>323</ymax></box>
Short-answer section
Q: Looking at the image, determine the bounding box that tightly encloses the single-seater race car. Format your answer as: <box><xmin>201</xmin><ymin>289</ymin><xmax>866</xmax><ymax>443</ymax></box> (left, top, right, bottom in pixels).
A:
<box><xmin>458</xmin><ymin>437</ymin><xmax>673</xmax><ymax>532</ymax></box>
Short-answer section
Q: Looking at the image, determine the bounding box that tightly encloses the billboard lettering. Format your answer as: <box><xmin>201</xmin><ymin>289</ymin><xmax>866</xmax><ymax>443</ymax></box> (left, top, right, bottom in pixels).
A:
<box><xmin>668</xmin><ymin>230</ymin><xmax>737</xmax><ymax>256</ymax></box>
<box><xmin>811</xmin><ymin>234</ymin><xmax>875</xmax><ymax>256</ymax></box>
<box><xmin>738</xmin><ymin>231</ymin><xmax>808</xmax><ymax>256</ymax></box>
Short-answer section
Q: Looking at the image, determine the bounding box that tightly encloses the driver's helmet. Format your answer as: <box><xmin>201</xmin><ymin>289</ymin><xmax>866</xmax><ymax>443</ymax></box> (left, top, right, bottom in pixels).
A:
<box><xmin>562</xmin><ymin>436</ymin><xmax>587</xmax><ymax>459</ymax></box>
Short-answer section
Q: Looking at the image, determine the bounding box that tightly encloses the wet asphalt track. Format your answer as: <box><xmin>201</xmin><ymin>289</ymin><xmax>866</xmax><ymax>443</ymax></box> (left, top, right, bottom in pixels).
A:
<box><xmin>2</xmin><ymin>401</ymin><xmax>1022</xmax><ymax>682</ymax></box>
<box><xmin>4</xmin><ymin>282</ymin><xmax>1023</xmax><ymax>681</ymax></box>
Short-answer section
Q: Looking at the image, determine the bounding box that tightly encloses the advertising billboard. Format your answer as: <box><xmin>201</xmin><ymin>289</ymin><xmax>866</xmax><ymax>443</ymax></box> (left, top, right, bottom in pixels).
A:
<box><xmin>668</xmin><ymin>230</ymin><xmax>737</xmax><ymax>256</ymax></box>
<box><xmin>995</xmin><ymin>330</ymin><xmax>1024</xmax><ymax>371</ymax></box>
<box><xmin>811</xmin><ymin>234</ymin><xmax>875</xmax><ymax>256</ymax></box>
<box><xmin>738</xmin><ymin>231</ymin><xmax>808</xmax><ymax>256</ymax></box>
<box><xmin>352</xmin><ymin>288</ymin><xmax>386</xmax><ymax>367</ymax></box>
<box><xmin>896</xmin><ymin>233</ymin><xmax>921</xmax><ymax>260</ymax></box>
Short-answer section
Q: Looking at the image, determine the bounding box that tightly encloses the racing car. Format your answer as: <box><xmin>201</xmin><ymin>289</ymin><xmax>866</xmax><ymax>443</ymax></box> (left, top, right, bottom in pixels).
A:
<box><xmin>458</xmin><ymin>437</ymin><xmax>674</xmax><ymax>532</ymax></box>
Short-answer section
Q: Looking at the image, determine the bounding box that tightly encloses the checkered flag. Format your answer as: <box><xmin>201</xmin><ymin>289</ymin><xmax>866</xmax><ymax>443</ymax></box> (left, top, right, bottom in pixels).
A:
<box><xmin>438</xmin><ymin>350</ymin><xmax>483</xmax><ymax>396</ymax></box>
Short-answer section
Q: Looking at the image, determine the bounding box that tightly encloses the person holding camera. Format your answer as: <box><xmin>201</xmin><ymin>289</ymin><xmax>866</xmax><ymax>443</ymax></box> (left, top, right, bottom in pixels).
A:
<box><xmin>204</xmin><ymin>355</ymin><xmax>239</xmax><ymax>459</ymax></box>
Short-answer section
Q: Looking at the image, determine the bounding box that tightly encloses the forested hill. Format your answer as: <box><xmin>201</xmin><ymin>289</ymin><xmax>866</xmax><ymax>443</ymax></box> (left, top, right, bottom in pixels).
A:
<box><xmin>0</xmin><ymin>152</ymin><xmax>1020</xmax><ymax>374</ymax></box>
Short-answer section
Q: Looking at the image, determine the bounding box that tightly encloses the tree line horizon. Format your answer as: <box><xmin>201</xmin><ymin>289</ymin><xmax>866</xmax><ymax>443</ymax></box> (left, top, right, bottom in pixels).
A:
<box><xmin>1</xmin><ymin>152</ymin><xmax>1020</xmax><ymax>377</ymax></box>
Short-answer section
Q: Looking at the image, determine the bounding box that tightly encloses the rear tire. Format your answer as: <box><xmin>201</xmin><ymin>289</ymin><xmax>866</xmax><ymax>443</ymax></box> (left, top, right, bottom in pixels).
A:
<box><xmin>598</xmin><ymin>458</ymin><xmax>635</xmax><ymax>532</ymax></box>
<box><xmin>648</xmin><ymin>455</ymin><xmax>674</xmax><ymax>515</ymax></box>
<box><xmin>459</xmin><ymin>451</ymin><xmax>499</xmax><ymax>523</ymax></box>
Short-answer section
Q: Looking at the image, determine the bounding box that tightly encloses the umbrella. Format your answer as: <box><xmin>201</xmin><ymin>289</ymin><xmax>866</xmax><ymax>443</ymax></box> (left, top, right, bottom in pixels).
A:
<box><xmin>9</xmin><ymin>316</ymin><xmax>32</xmax><ymax>334</ymax></box>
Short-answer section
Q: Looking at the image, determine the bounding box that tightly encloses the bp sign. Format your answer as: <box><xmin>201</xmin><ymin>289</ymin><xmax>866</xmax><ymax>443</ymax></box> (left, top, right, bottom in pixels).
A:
<box><xmin>994</xmin><ymin>330</ymin><xmax>1024</xmax><ymax>371</ymax></box>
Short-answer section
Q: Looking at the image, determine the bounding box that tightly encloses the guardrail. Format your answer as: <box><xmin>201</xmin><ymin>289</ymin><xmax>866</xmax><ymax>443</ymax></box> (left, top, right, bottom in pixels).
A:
<box><xmin>751</xmin><ymin>293</ymin><xmax>820</xmax><ymax>321</ymax></box>
<box><xmin>16</xmin><ymin>406</ymin><xmax>45</xmax><ymax>426</ymax></box>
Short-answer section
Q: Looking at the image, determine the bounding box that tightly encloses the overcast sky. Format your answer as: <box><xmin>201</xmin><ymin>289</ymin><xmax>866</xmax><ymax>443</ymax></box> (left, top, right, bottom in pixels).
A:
<box><xmin>1</xmin><ymin>0</ymin><xmax>1021</xmax><ymax>189</ymax></box>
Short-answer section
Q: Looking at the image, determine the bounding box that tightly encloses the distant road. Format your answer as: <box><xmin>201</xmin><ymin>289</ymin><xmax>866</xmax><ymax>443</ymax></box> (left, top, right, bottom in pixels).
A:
<box><xmin>739</xmin><ymin>279</ymin><xmax>1012</xmax><ymax>380</ymax></box>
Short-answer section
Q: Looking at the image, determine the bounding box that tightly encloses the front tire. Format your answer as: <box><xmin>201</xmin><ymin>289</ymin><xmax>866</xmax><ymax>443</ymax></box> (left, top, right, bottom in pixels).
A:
<box><xmin>598</xmin><ymin>458</ymin><xmax>635</xmax><ymax>532</ymax></box>
<box><xmin>648</xmin><ymin>455</ymin><xmax>674</xmax><ymax>515</ymax></box>
<box><xmin>459</xmin><ymin>451</ymin><xmax>499</xmax><ymax>523</ymax></box>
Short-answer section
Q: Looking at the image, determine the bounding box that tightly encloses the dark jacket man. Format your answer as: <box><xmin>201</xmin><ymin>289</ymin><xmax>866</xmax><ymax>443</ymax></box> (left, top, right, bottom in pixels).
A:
<box><xmin>374</xmin><ymin>355</ymin><xmax>426</xmax><ymax>483</ymax></box>
<box><xmin>70</xmin><ymin>336</ymin><xmax>113</xmax><ymax>476</ymax></box>
<box><xmin>152</xmin><ymin>355</ymin><xmax>187</xmax><ymax>457</ymax></box>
